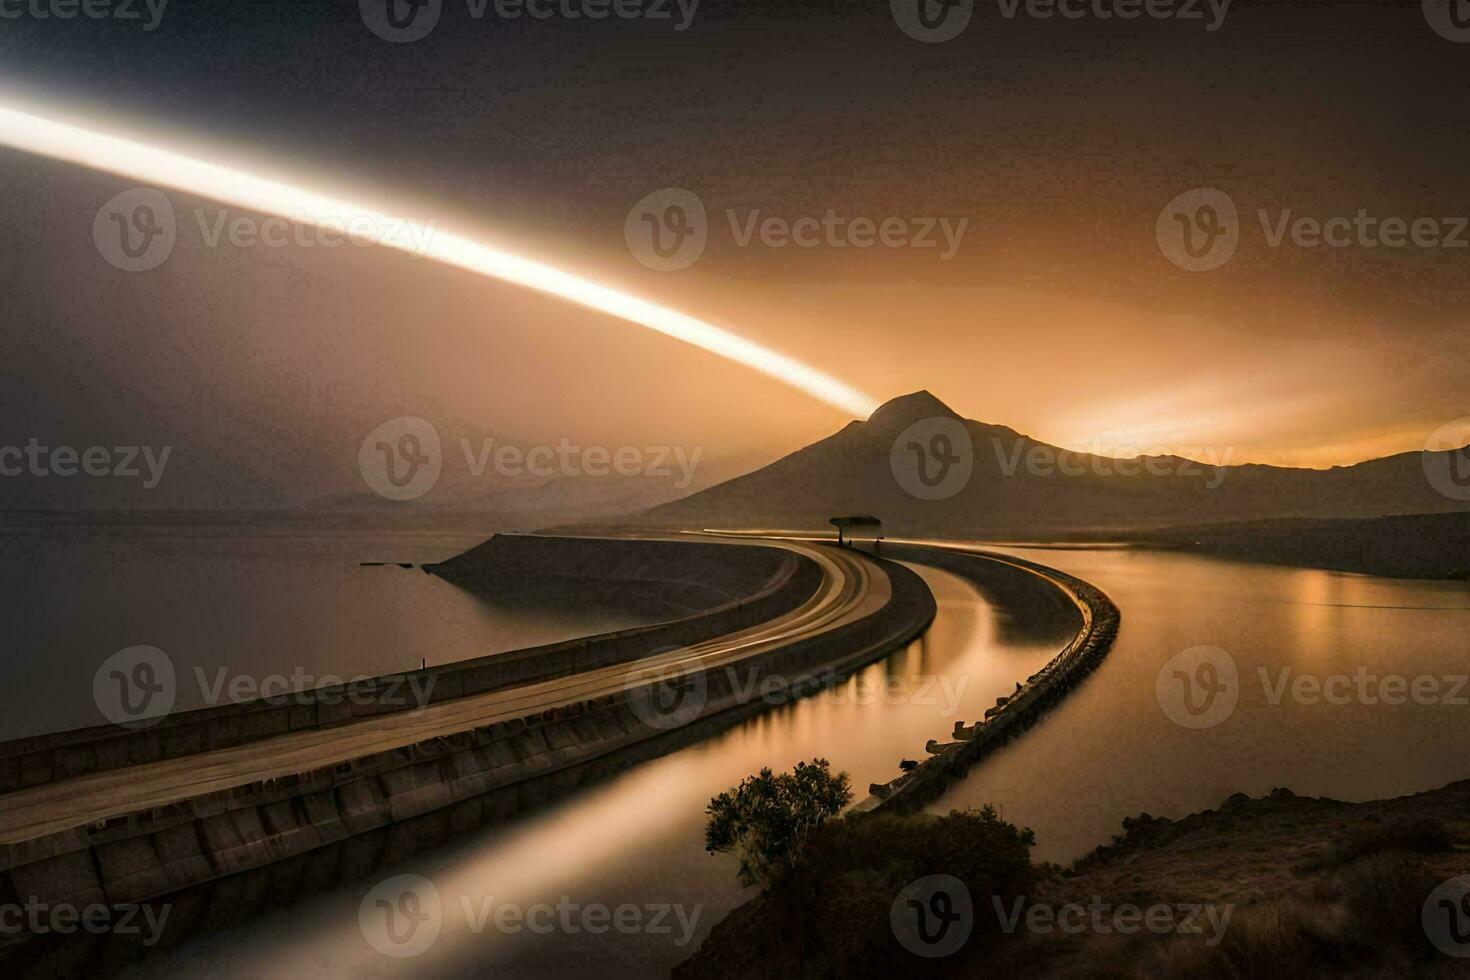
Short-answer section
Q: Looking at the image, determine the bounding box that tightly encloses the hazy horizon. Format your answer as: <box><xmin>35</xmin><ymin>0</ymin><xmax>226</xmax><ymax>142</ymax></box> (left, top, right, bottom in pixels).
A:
<box><xmin>5</xmin><ymin>2</ymin><xmax>1470</xmax><ymax>518</ymax></box>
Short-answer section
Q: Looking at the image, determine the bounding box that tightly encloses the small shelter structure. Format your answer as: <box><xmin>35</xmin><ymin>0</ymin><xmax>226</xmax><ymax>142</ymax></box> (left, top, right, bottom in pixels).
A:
<box><xmin>829</xmin><ymin>516</ymin><xmax>883</xmax><ymax>549</ymax></box>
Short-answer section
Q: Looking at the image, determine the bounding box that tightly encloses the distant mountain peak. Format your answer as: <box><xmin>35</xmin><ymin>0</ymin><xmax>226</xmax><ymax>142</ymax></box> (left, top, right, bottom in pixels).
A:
<box><xmin>645</xmin><ymin>386</ymin><xmax>1466</xmax><ymax>533</ymax></box>
<box><xmin>866</xmin><ymin>389</ymin><xmax>959</xmax><ymax>427</ymax></box>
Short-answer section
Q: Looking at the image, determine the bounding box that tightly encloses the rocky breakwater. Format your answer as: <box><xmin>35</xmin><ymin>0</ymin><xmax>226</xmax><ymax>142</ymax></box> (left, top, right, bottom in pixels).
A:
<box><xmin>861</xmin><ymin>549</ymin><xmax>1121</xmax><ymax>813</ymax></box>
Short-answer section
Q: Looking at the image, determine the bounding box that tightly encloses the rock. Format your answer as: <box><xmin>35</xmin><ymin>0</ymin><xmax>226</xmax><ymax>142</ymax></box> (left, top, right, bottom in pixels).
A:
<box><xmin>899</xmin><ymin>759</ymin><xmax>918</xmax><ymax>772</ymax></box>
<box><xmin>1222</xmin><ymin>792</ymin><xmax>1252</xmax><ymax>809</ymax></box>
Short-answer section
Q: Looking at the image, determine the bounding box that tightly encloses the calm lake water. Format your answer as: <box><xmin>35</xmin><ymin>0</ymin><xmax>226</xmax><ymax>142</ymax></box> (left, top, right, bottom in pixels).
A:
<box><xmin>0</xmin><ymin>528</ymin><xmax>649</xmax><ymax>740</ymax></box>
<box><xmin>931</xmin><ymin>545</ymin><xmax>1470</xmax><ymax>862</ymax></box>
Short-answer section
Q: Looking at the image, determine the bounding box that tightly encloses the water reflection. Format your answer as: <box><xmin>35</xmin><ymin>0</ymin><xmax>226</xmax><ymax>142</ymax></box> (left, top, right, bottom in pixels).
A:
<box><xmin>125</xmin><ymin>562</ymin><xmax>1060</xmax><ymax>979</ymax></box>
<box><xmin>932</xmin><ymin>545</ymin><xmax>1470</xmax><ymax>863</ymax></box>
<box><xmin>0</xmin><ymin>531</ymin><xmax>648</xmax><ymax>739</ymax></box>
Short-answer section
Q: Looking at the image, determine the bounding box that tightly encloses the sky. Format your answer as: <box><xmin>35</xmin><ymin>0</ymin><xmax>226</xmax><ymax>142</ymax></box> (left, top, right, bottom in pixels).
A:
<box><xmin>1</xmin><ymin>0</ymin><xmax>1467</xmax><ymax>510</ymax></box>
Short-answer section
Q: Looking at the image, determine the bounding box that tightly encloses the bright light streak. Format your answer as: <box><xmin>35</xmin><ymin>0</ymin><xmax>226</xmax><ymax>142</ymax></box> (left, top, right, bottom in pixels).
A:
<box><xmin>0</xmin><ymin>98</ymin><xmax>880</xmax><ymax>418</ymax></box>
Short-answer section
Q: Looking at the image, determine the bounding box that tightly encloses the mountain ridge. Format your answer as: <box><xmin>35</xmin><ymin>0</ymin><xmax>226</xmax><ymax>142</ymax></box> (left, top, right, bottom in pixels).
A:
<box><xmin>645</xmin><ymin>391</ymin><xmax>1470</xmax><ymax>534</ymax></box>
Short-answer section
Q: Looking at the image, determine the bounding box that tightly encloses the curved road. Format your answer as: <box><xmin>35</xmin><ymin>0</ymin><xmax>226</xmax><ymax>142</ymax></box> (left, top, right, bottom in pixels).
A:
<box><xmin>0</xmin><ymin>537</ymin><xmax>887</xmax><ymax>846</ymax></box>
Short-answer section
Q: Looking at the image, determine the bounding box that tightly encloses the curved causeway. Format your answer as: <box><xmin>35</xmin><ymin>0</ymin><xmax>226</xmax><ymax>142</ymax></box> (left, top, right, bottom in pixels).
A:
<box><xmin>0</xmin><ymin>533</ymin><xmax>934</xmax><ymax>929</ymax></box>
<box><xmin>858</xmin><ymin>542</ymin><xmax>1122</xmax><ymax>812</ymax></box>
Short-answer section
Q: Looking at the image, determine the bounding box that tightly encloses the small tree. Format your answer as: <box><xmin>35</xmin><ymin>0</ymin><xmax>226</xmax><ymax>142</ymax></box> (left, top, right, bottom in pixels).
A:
<box><xmin>704</xmin><ymin>758</ymin><xmax>852</xmax><ymax>889</ymax></box>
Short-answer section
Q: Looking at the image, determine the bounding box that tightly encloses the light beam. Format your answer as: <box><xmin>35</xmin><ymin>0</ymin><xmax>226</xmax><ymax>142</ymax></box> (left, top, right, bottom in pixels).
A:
<box><xmin>0</xmin><ymin>97</ymin><xmax>880</xmax><ymax>419</ymax></box>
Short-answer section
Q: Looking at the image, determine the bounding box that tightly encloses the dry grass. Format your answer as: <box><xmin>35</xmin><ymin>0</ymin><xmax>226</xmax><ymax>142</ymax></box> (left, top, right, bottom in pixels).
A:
<box><xmin>1302</xmin><ymin>818</ymin><xmax>1454</xmax><ymax>872</ymax></box>
<box><xmin>1065</xmin><ymin>854</ymin><xmax>1448</xmax><ymax>978</ymax></box>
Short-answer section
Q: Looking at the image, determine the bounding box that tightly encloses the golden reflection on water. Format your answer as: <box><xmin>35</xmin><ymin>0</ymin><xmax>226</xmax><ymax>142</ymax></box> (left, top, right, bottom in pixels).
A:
<box><xmin>138</xmin><ymin>563</ymin><xmax>1061</xmax><ymax>979</ymax></box>
<box><xmin>124</xmin><ymin>548</ymin><xmax>1470</xmax><ymax>978</ymax></box>
<box><xmin>934</xmin><ymin>546</ymin><xmax>1470</xmax><ymax>865</ymax></box>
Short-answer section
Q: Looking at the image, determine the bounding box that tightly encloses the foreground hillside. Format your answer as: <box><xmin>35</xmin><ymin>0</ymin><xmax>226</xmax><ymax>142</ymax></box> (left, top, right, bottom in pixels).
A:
<box><xmin>676</xmin><ymin>781</ymin><xmax>1470</xmax><ymax>978</ymax></box>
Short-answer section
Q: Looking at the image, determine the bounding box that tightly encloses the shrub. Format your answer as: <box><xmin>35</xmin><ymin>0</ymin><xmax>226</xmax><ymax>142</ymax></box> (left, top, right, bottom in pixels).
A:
<box><xmin>802</xmin><ymin>804</ymin><xmax>1036</xmax><ymax>887</ymax></box>
<box><xmin>704</xmin><ymin>759</ymin><xmax>853</xmax><ymax>889</ymax></box>
<box><xmin>766</xmin><ymin>807</ymin><xmax>1039</xmax><ymax>975</ymax></box>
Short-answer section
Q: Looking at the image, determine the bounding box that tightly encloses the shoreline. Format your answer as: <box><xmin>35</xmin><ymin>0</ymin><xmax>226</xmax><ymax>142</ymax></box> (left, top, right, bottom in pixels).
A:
<box><xmin>660</xmin><ymin>511</ymin><xmax>1470</xmax><ymax>581</ymax></box>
